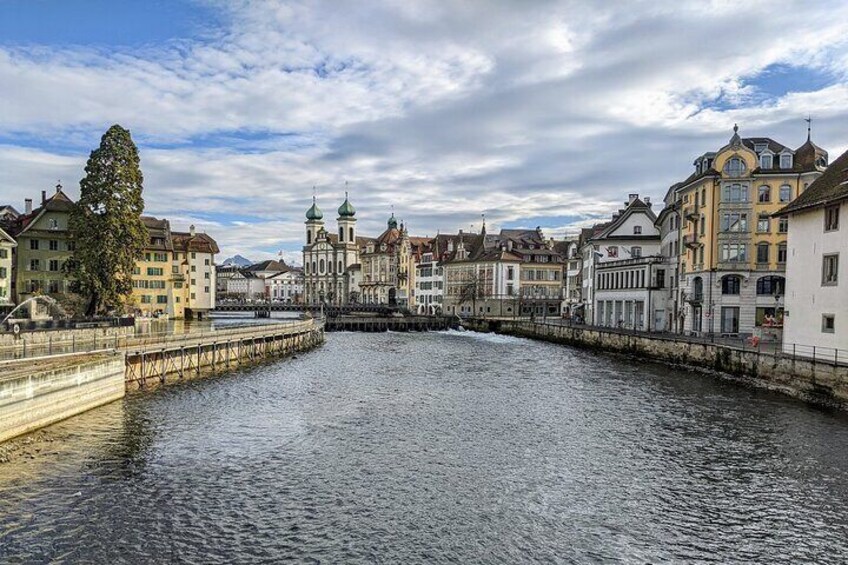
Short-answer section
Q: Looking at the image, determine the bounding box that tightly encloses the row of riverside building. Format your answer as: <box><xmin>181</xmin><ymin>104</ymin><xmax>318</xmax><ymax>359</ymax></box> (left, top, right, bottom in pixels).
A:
<box><xmin>574</xmin><ymin>123</ymin><xmax>846</xmax><ymax>356</ymax></box>
<box><xmin>0</xmin><ymin>185</ymin><xmax>219</xmax><ymax>320</ymax></box>
<box><xmin>299</xmin><ymin>123</ymin><xmax>848</xmax><ymax>355</ymax></box>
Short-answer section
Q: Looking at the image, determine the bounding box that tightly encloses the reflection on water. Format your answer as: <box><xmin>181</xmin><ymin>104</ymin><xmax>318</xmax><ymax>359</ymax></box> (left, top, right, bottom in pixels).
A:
<box><xmin>2</xmin><ymin>331</ymin><xmax>848</xmax><ymax>563</ymax></box>
<box><xmin>133</xmin><ymin>311</ymin><xmax>302</xmax><ymax>336</ymax></box>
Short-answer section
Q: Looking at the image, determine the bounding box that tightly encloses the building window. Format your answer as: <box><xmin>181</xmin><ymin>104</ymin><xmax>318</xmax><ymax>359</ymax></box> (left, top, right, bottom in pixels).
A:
<box><xmin>779</xmin><ymin>185</ymin><xmax>792</xmax><ymax>202</ymax></box>
<box><xmin>48</xmin><ymin>218</ymin><xmax>59</xmax><ymax>230</ymax></box>
<box><xmin>777</xmin><ymin>243</ymin><xmax>787</xmax><ymax>264</ymax></box>
<box><xmin>822</xmin><ymin>314</ymin><xmax>836</xmax><ymax>333</ymax></box>
<box><xmin>756</xmin><ymin>243</ymin><xmax>769</xmax><ymax>264</ymax></box>
<box><xmin>607</xmin><ymin>246</ymin><xmax>618</xmax><ymax>258</ymax></box>
<box><xmin>757</xmin><ymin>185</ymin><xmax>771</xmax><ymax>203</ymax></box>
<box><xmin>757</xmin><ymin>216</ymin><xmax>770</xmax><ymax>233</ymax></box>
<box><xmin>307</xmin><ymin>232</ymin><xmax>312</xmax><ymax>244</ymax></box>
<box><xmin>780</xmin><ymin>154</ymin><xmax>792</xmax><ymax>169</ymax></box>
<box><xmin>722</xmin><ymin>183</ymin><xmax>748</xmax><ymax>202</ymax></box>
<box><xmin>822</xmin><ymin>254</ymin><xmax>839</xmax><ymax>285</ymax></box>
<box><xmin>778</xmin><ymin>218</ymin><xmax>789</xmax><ymax>233</ymax></box>
<box><xmin>825</xmin><ymin>205</ymin><xmax>840</xmax><ymax>232</ymax></box>
<box><xmin>319</xmin><ymin>259</ymin><xmax>325</xmax><ymax>273</ymax></box>
<box><xmin>631</xmin><ymin>246</ymin><xmax>642</xmax><ymax>258</ymax></box>
<box><xmin>30</xmin><ymin>239</ymin><xmax>39</xmax><ymax>250</ymax></box>
<box><xmin>49</xmin><ymin>240</ymin><xmax>59</xmax><ymax>251</ymax></box>
<box><xmin>633</xmin><ymin>226</ymin><xmax>642</xmax><ymax>235</ymax></box>
<box><xmin>721</xmin><ymin>306</ymin><xmax>741</xmax><ymax>334</ymax></box>
<box><xmin>67</xmin><ymin>241</ymin><xmax>75</xmax><ymax>252</ymax></box>
<box><xmin>756</xmin><ymin>275</ymin><xmax>784</xmax><ymax>295</ymax></box>
<box><xmin>760</xmin><ymin>154</ymin><xmax>773</xmax><ymax>169</ymax></box>
<box><xmin>29</xmin><ymin>259</ymin><xmax>40</xmax><ymax>271</ymax></box>
<box><xmin>147</xmin><ymin>267</ymin><xmax>163</xmax><ymax>276</ymax></box>
<box><xmin>721</xmin><ymin>275</ymin><xmax>742</xmax><ymax>295</ymax></box>
<box><xmin>724</xmin><ymin>157</ymin><xmax>746</xmax><ymax>177</ymax></box>
<box><xmin>49</xmin><ymin>259</ymin><xmax>59</xmax><ymax>272</ymax></box>
<box><xmin>722</xmin><ymin>212</ymin><xmax>748</xmax><ymax>232</ymax></box>
<box><xmin>507</xmin><ymin>266</ymin><xmax>514</xmax><ymax>280</ymax></box>
<box><xmin>157</xmin><ymin>295</ymin><xmax>168</xmax><ymax>304</ymax></box>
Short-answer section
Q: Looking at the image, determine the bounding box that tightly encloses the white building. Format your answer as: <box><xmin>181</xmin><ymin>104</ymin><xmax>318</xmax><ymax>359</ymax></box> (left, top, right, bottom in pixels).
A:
<box><xmin>0</xmin><ymin>226</ymin><xmax>15</xmax><ymax>306</ymax></box>
<box><xmin>415</xmin><ymin>247</ymin><xmax>444</xmax><ymax>315</ymax></box>
<box><xmin>780</xmin><ymin>148</ymin><xmax>848</xmax><ymax>356</ymax></box>
<box><xmin>226</xmin><ymin>271</ymin><xmax>266</xmax><ymax>299</ymax></box>
<box><xmin>654</xmin><ymin>188</ymin><xmax>682</xmax><ymax>333</ymax></box>
<box><xmin>582</xmin><ymin>194</ymin><xmax>661</xmax><ymax>325</ymax></box>
<box><xmin>265</xmin><ymin>269</ymin><xmax>304</xmax><ymax>303</ymax></box>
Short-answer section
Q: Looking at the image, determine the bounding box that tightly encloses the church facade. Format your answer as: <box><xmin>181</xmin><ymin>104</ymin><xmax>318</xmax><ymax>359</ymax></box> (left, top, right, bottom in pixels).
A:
<box><xmin>302</xmin><ymin>194</ymin><xmax>360</xmax><ymax>305</ymax></box>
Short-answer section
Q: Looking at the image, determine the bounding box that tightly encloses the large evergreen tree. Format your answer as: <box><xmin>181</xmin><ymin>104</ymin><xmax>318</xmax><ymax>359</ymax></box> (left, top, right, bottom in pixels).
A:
<box><xmin>69</xmin><ymin>125</ymin><xmax>148</xmax><ymax>316</ymax></box>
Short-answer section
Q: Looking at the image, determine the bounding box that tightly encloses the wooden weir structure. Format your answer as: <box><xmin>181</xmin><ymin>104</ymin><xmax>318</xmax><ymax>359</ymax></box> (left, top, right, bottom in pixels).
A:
<box><xmin>324</xmin><ymin>316</ymin><xmax>456</xmax><ymax>332</ymax></box>
<box><xmin>123</xmin><ymin>320</ymin><xmax>323</xmax><ymax>390</ymax></box>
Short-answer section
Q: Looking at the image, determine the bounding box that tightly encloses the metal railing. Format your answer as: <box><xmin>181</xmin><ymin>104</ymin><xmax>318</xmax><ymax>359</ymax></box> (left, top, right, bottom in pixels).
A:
<box><xmin>479</xmin><ymin>318</ymin><xmax>848</xmax><ymax>367</ymax></box>
<box><xmin>0</xmin><ymin>319</ymin><xmax>315</xmax><ymax>362</ymax></box>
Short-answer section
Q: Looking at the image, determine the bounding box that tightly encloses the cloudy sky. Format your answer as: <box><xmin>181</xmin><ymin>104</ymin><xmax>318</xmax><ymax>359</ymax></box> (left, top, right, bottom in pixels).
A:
<box><xmin>1</xmin><ymin>0</ymin><xmax>847</xmax><ymax>264</ymax></box>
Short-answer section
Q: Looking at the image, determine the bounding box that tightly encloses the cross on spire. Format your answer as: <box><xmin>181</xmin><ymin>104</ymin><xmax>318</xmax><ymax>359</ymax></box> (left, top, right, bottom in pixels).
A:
<box><xmin>805</xmin><ymin>115</ymin><xmax>812</xmax><ymax>141</ymax></box>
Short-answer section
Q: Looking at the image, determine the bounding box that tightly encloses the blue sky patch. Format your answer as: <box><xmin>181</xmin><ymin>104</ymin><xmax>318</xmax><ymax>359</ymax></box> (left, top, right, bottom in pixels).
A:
<box><xmin>0</xmin><ymin>0</ymin><xmax>221</xmax><ymax>48</ymax></box>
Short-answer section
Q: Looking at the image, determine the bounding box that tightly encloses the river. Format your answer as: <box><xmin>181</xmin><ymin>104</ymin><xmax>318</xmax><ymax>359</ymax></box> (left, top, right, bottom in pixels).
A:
<box><xmin>2</xmin><ymin>331</ymin><xmax>848</xmax><ymax>563</ymax></box>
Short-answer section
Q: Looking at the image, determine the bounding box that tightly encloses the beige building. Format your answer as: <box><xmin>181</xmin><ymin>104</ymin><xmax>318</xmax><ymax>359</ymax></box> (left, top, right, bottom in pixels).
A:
<box><xmin>132</xmin><ymin>217</ymin><xmax>218</xmax><ymax>319</ymax></box>
<box><xmin>0</xmin><ymin>226</ymin><xmax>15</xmax><ymax>306</ymax></box>
<box><xmin>302</xmin><ymin>195</ymin><xmax>360</xmax><ymax>304</ymax></box>
<box><xmin>359</xmin><ymin>214</ymin><xmax>411</xmax><ymax>305</ymax></box>
<box><xmin>673</xmin><ymin>125</ymin><xmax>827</xmax><ymax>336</ymax></box>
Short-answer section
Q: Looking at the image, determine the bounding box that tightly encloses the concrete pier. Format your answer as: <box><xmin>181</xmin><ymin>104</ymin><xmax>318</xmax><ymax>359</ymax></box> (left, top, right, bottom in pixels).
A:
<box><xmin>0</xmin><ymin>353</ymin><xmax>125</xmax><ymax>444</ymax></box>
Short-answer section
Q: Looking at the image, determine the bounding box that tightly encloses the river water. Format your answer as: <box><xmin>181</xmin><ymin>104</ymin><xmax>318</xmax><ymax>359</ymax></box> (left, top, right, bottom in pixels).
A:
<box><xmin>2</xmin><ymin>331</ymin><xmax>848</xmax><ymax>563</ymax></box>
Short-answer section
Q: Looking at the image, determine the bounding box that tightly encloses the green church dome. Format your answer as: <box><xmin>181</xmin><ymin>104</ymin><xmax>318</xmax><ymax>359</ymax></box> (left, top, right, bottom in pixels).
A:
<box><xmin>338</xmin><ymin>193</ymin><xmax>356</xmax><ymax>217</ymax></box>
<box><xmin>306</xmin><ymin>197</ymin><xmax>323</xmax><ymax>220</ymax></box>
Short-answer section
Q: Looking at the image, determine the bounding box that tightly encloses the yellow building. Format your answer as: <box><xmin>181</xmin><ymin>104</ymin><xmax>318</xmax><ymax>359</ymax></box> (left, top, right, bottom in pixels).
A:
<box><xmin>674</xmin><ymin>124</ymin><xmax>827</xmax><ymax>335</ymax></box>
<box><xmin>131</xmin><ymin>217</ymin><xmax>218</xmax><ymax>319</ymax></box>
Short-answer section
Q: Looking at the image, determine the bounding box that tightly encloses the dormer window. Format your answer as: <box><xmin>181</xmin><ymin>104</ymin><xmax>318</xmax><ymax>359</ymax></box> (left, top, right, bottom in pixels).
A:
<box><xmin>780</xmin><ymin>153</ymin><xmax>792</xmax><ymax>169</ymax></box>
<box><xmin>759</xmin><ymin>154</ymin><xmax>773</xmax><ymax>169</ymax></box>
<box><xmin>754</xmin><ymin>143</ymin><xmax>768</xmax><ymax>153</ymax></box>
<box><xmin>724</xmin><ymin>157</ymin><xmax>746</xmax><ymax>177</ymax></box>
<box><xmin>634</xmin><ymin>226</ymin><xmax>642</xmax><ymax>235</ymax></box>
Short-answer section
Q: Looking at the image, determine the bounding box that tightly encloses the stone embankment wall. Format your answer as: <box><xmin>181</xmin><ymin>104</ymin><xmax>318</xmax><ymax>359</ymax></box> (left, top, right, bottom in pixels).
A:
<box><xmin>466</xmin><ymin>319</ymin><xmax>848</xmax><ymax>410</ymax></box>
<box><xmin>0</xmin><ymin>353</ymin><xmax>125</xmax><ymax>443</ymax></box>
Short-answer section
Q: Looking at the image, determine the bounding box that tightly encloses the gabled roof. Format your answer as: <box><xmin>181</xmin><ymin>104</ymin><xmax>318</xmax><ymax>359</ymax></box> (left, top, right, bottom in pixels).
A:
<box><xmin>590</xmin><ymin>198</ymin><xmax>656</xmax><ymax>241</ymax></box>
<box><xmin>173</xmin><ymin>231</ymin><xmax>220</xmax><ymax>255</ymax></box>
<box><xmin>141</xmin><ymin>216</ymin><xmax>174</xmax><ymax>251</ymax></box>
<box><xmin>245</xmin><ymin>259</ymin><xmax>289</xmax><ymax>272</ymax></box>
<box><xmin>13</xmin><ymin>189</ymin><xmax>76</xmax><ymax>237</ymax></box>
<box><xmin>0</xmin><ymin>226</ymin><xmax>16</xmax><ymax>246</ymax></box>
<box><xmin>778</xmin><ymin>147</ymin><xmax>848</xmax><ymax>216</ymax></box>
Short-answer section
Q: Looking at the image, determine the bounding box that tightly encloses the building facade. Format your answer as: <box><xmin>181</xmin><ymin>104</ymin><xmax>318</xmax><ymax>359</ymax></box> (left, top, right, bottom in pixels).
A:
<box><xmin>581</xmin><ymin>194</ymin><xmax>660</xmax><ymax>329</ymax></box>
<box><xmin>674</xmin><ymin>125</ymin><xmax>826</xmax><ymax>336</ymax></box>
<box><xmin>9</xmin><ymin>186</ymin><xmax>76</xmax><ymax>309</ymax></box>
<box><xmin>132</xmin><ymin>217</ymin><xmax>218</xmax><ymax>319</ymax></box>
<box><xmin>0</xmin><ymin>227</ymin><xmax>15</xmax><ymax>306</ymax></box>
<box><xmin>302</xmin><ymin>195</ymin><xmax>360</xmax><ymax>305</ymax></box>
<box><xmin>359</xmin><ymin>214</ymin><xmax>411</xmax><ymax>305</ymax></box>
<box><xmin>779</xmin><ymin>147</ymin><xmax>848</xmax><ymax>354</ymax></box>
<box><xmin>265</xmin><ymin>268</ymin><xmax>304</xmax><ymax>303</ymax></box>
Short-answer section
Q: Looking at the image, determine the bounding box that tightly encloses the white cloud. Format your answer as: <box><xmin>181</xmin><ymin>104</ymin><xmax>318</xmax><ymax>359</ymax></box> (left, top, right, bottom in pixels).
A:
<box><xmin>2</xmin><ymin>0</ymin><xmax>848</xmax><ymax>259</ymax></box>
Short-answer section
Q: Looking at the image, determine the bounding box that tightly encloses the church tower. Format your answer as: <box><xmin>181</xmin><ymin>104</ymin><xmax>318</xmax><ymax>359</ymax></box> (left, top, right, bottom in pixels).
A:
<box><xmin>305</xmin><ymin>196</ymin><xmax>323</xmax><ymax>246</ymax></box>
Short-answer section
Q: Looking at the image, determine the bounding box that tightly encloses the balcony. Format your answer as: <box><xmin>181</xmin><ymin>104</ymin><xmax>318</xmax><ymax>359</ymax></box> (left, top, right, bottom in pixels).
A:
<box><xmin>684</xmin><ymin>205</ymin><xmax>699</xmax><ymax>220</ymax></box>
<box><xmin>683</xmin><ymin>233</ymin><xmax>701</xmax><ymax>248</ymax></box>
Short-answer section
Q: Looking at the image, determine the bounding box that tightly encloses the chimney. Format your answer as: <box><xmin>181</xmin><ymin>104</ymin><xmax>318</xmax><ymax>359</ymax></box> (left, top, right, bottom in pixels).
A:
<box><xmin>644</xmin><ymin>197</ymin><xmax>652</xmax><ymax>207</ymax></box>
<box><xmin>628</xmin><ymin>193</ymin><xmax>638</xmax><ymax>205</ymax></box>
<box><xmin>190</xmin><ymin>224</ymin><xmax>196</xmax><ymax>236</ymax></box>
<box><xmin>25</xmin><ymin>198</ymin><xmax>32</xmax><ymax>215</ymax></box>
<box><xmin>41</xmin><ymin>190</ymin><xmax>47</xmax><ymax>205</ymax></box>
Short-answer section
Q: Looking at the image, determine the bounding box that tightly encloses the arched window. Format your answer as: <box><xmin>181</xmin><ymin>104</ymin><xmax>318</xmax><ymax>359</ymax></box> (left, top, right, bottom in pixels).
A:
<box><xmin>779</xmin><ymin>184</ymin><xmax>792</xmax><ymax>203</ymax></box>
<box><xmin>759</xmin><ymin>154</ymin><xmax>773</xmax><ymax>169</ymax></box>
<box><xmin>339</xmin><ymin>227</ymin><xmax>344</xmax><ymax>242</ymax></box>
<box><xmin>757</xmin><ymin>275</ymin><xmax>785</xmax><ymax>296</ymax></box>
<box><xmin>693</xmin><ymin>277</ymin><xmax>703</xmax><ymax>301</ymax></box>
<box><xmin>722</xmin><ymin>275</ymin><xmax>742</xmax><ymax>295</ymax></box>
<box><xmin>307</xmin><ymin>231</ymin><xmax>312</xmax><ymax>244</ymax></box>
<box><xmin>319</xmin><ymin>259</ymin><xmax>325</xmax><ymax>274</ymax></box>
<box><xmin>724</xmin><ymin>157</ymin><xmax>746</xmax><ymax>177</ymax></box>
<box><xmin>757</xmin><ymin>185</ymin><xmax>771</xmax><ymax>203</ymax></box>
<box><xmin>349</xmin><ymin>227</ymin><xmax>354</xmax><ymax>241</ymax></box>
<box><xmin>338</xmin><ymin>260</ymin><xmax>343</xmax><ymax>273</ymax></box>
<box><xmin>312</xmin><ymin>261</ymin><xmax>317</xmax><ymax>274</ymax></box>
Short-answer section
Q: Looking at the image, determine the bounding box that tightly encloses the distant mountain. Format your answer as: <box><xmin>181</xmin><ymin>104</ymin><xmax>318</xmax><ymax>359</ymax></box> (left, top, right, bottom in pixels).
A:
<box><xmin>221</xmin><ymin>255</ymin><xmax>253</xmax><ymax>267</ymax></box>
